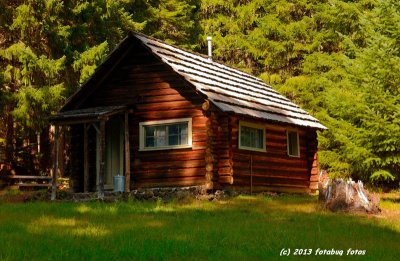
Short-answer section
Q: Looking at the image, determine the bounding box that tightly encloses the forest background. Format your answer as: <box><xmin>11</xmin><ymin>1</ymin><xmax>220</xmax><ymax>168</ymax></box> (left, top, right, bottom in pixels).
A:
<box><xmin>0</xmin><ymin>0</ymin><xmax>399</xmax><ymax>188</ymax></box>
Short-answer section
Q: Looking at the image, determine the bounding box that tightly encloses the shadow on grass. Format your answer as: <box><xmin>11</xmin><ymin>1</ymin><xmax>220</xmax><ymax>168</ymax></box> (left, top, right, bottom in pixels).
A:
<box><xmin>1</xmin><ymin>195</ymin><xmax>399</xmax><ymax>260</ymax></box>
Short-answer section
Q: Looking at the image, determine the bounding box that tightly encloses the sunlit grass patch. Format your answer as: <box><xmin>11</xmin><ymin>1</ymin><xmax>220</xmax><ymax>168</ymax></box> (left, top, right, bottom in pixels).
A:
<box><xmin>29</xmin><ymin>216</ymin><xmax>77</xmax><ymax>230</ymax></box>
<box><xmin>72</xmin><ymin>224</ymin><xmax>109</xmax><ymax>237</ymax></box>
<box><xmin>26</xmin><ymin>215</ymin><xmax>110</xmax><ymax>237</ymax></box>
<box><xmin>0</xmin><ymin>194</ymin><xmax>399</xmax><ymax>260</ymax></box>
<box><xmin>378</xmin><ymin>191</ymin><xmax>400</xmax><ymax>233</ymax></box>
<box><xmin>381</xmin><ymin>192</ymin><xmax>400</xmax><ymax>210</ymax></box>
<box><xmin>76</xmin><ymin>204</ymin><xmax>91</xmax><ymax>214</ymax></box>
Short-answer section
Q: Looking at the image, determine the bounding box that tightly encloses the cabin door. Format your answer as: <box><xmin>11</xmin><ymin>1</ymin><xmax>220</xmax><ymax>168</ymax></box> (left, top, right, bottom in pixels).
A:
<box><xmin>96</xmin><ymin>117</ymin><xmax>124</xmax><ymax>190</ymax></box>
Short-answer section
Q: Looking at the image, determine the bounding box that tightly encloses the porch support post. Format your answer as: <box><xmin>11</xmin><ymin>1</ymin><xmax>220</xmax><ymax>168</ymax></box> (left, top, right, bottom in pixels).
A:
<box><xmin>83</xmin><ymin>123</ymin><xmax>89</xmax><ymax>193</ymax></box>
<box><xmin>124</xmin><ymin>111</ymin><xmax>131</xmax><ymax>192</ymax></box>
<box><xmin>98</xmin><ymin>120</ymin><xmax>106</xmax><ymax>199</ymax></box>
<box><xmin>51</xmin><ymin>125</ymin><xmax>60</xmax><ymax>201</ymax></box>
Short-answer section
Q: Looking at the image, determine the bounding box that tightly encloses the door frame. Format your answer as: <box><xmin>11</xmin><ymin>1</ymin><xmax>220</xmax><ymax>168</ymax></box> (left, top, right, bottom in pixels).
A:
<box><xmin>96</xmin><ymin>116</ymin><xmax>124</xmax><ymax>190</ymax></box>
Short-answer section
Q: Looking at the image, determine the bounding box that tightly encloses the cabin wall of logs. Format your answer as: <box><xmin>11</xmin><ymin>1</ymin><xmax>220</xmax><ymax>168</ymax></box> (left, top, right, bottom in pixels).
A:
<box><xmin>227</xmin><ymin>117</ymin><xmax>319</xmax><ymax>192</ymax></box>
<box><xmin>76</xmin><ymin>41</ymin><xmax>208</xmax><ymax>189</ymax></box>
<box><xmin>64</xmin><ymin>39</ymin><xmax>319</xmax><ymax>193</ymax></box>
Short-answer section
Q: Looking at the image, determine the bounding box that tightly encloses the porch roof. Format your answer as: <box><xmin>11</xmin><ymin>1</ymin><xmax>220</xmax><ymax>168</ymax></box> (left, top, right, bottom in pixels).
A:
<box><xmin>49</xmin><ymin>105</ymin><xmax>126</xmax><ymax>125</ymax></box>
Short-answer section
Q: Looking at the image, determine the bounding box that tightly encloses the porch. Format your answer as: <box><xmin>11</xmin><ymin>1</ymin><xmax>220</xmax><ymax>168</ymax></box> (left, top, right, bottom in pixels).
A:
<box><xmin>49</xmin><ymin>106</ymin><xmax>131</xmax><ymax>200</ymax></box>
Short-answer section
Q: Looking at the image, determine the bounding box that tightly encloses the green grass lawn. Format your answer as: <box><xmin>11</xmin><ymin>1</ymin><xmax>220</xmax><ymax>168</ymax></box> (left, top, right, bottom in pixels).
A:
<box><xmin>0</xmin><ymin>193</ymin><xmax>399</xmax><ymax>260</ymax></box>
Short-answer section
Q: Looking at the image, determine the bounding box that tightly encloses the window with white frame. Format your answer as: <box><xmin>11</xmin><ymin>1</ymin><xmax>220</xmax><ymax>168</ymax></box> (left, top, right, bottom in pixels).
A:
<box><xmin>287</xmin><ymin>130</ymin><xmax>300</xmax><ymax>157</ymax></box>
<box><xmin>139</xmin><ymin>118</ymin><xmax>192</xmax><ymax>151</ymax></box>
<box><xmin>239</xmin><ymin>121</ymin><xmax>266</xmax><ymax>152</ymax></box>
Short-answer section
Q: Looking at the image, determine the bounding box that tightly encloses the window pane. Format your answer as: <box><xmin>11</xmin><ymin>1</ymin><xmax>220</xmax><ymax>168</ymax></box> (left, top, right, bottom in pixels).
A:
<box><xmin>240</xmin><ymin>126</ymin><xmax>250</xmax><ymax>147</ymax></box>
<box><xmin>168</xmin><ymin>124</ymin><xmax>179</xmax><ymax>145</ymax></box>
<box><xmin>155</xmin><ymin>126</ymin><xmax>166</xmax><ymax>146</ymax></box>
<box><xmin>241</xmin><ymin>126</ymin><xmax>249</xmax><ymax>147</ymax></box>
<box><xmin>257</xmin><ymin>130</ymin><xmax>263</xmax><ymax>148</ymax></box>
<box><xmin>180</xmin><ymin>123</ymin><xmax>188</xmax><ymax>135</ymax></box>
<box><xmin>168</xmin><ymin>134</ymin><xmax>179</xmax><ymax>145</ymax></box>
<box><xmin>144</xmin><ymin>121</ymin><xmax>190</xmax><ymax>148</ymax></box>
<box><xmin>145</xmin><ymin>137</ymin><xmax>154</xmax><ymax>147</ymax></box>
<box><xmin>240</xmin><ymin>125</ymin><xmax>264</xmax><ymax>149</ymax></box>
<box><xmin>167</xmin><ymin>123</ymin><xmax>189</xmax><ymax>146</ymax></box>
<box><xmin>169</xmin><ymin>124</ymin><xmax>179</xmax><ymax>135</ymax></box>
<box><xmin>179</xmin><ymin>123</ymin><xmax>188</xmax><ymax>145</ymax></box>
<box><xmin>180</xmin><ymin>134</ymin><xmax>188</xmax><ymax>145</ymax></box>
<box><xmin>145</xmin><ymin>126</ymin><xmax>155</xmax><ymax>137</ymax></box>
<box><xmin>288</xmin><ymin>131</ymin><xmax>299</xmax><ymax>156</ymax></box>
<box><xmin>144</xmin><ymin>126</ymin><xmax>155</xmax><ymax>147</ymax></box>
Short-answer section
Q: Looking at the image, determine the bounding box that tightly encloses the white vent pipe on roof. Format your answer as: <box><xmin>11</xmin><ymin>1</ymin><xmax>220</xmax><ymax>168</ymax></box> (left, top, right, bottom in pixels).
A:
<box><xmin>207</xmin><ymin>36</ymin><xmax>212</xmax><ymax>61</ymax></box>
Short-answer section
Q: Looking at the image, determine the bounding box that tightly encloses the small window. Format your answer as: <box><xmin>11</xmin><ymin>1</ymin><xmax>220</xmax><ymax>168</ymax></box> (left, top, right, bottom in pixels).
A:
<box><xmin>139</xmin><ymin>118</ymin><xmax>192</xmax><ymax>151</ymax></box>
<box><xmin>287</xmin><ymin>130</ymin><xmax>300</xmax><ymax>157</ymax></box>
<box><xmin>239</xmin><ymin>121</ymin><xmax>266</xmax><ymax>152</ymax></box>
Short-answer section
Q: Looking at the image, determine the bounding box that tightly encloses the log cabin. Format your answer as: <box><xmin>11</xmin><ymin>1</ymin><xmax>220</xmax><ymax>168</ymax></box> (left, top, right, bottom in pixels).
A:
<box><xmin>50</xmin><ymin>33</ymin><xmax>326</xmax><ymax>198</ymax></box>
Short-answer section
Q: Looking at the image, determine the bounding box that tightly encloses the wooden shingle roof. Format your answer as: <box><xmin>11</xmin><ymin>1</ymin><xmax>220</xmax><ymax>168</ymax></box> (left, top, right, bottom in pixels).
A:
<box><xmin>135</xmin><ymin>34</ymin><xmax>326</xmax><ymax>130</ymax></box>
<box><xmin>60</xmin><ymin>33</ymin><xmax>326</xmax><ymax>130</ymax></box>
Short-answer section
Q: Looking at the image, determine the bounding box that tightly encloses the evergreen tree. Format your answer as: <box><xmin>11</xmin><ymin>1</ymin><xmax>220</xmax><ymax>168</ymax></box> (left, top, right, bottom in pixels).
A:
<box><xmin>0</xmin><ymin>0</ymin><xmax>399</xmax><ymax>187</ymax></box>
<box><xmin>0</xmin><ymin>0</ymin><xmax>144</xmax><ymax>173</ymax></box>
<box><xmin>278</xmin><ymin>0</ymin><xmax>400</xmax><ymax>185</ymax></box>
<box><xmin>350</xmin><ymin>0</ymin><xmax>400</xmax><ymax>184</ymax></box>
<box><xmin>127</xmin><ymin>0</ymin><xmax>202</xmax><ymax>48</ymax></box>
<box><xmin>199</xmin><ymin>0</ymin><xmax>399</xmax><ymax>187</ymax></box>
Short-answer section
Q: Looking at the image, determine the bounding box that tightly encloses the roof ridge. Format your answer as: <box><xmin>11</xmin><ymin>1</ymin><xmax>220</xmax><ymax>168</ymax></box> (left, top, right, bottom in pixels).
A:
<box><xmin>155</xmin><ymin>49</ymin><xmax>278</xmax><ymax>94</ymax></box>
<box><xmin>133</xmin><ymin>32</ymin><xmax>210</xmax><ymax>58</ymax></box>
<box><xmin>133</xmin><ymin>33</ymin><xmax>268</xmax><ymax>85</ymax></box>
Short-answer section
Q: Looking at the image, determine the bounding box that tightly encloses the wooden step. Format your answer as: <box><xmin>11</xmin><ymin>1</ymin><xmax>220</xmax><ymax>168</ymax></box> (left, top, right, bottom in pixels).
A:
<box><xmin>9</xmin><ymin>175</ymin><xmax>52</xmax><ymax>180</ymax></box>
<box><xmin>18</xmin><ymin>183</ymin><xmax>52</xmax><ymax>187</ymax></box>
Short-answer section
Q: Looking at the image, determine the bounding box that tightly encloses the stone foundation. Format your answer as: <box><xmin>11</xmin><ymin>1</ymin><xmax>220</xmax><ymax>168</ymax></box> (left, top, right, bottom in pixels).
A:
<box><xmin>52</xmin><ymin>186</ymin><xmax>237</xmax><ymax>202</ymax></box>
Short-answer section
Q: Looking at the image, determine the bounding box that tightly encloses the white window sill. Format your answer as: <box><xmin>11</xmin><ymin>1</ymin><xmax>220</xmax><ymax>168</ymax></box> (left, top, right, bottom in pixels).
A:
<box><xmin>139</xmin><ymin>145</ymin><xmax>192</xmax><ymax>152</ymax></box>
<box><xmin>239</xmin><ymin>146</ymin><xmax>266</xmax><ymax>153</ymax></box>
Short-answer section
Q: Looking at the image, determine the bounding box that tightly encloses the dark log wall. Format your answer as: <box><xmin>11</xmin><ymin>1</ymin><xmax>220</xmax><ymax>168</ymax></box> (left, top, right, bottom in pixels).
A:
<box><xmin>80</xmin><ymin>40</ymin><xmax>208</xmax><ymax>189</ymax></box>
<box><xmin>87</xmin><ymin>127</ymin><xmax>98</xmax><ymax>191</ymax></box>
<box><xmin>68</xmin><ymin>125</ymin><xmax>84</xmax><ymax>192</ymax></box>
<box><xmin>228</xmin><ymin>116</ymin><xmax>318</xmax><ymax>193</ymax></box>
<box><xmin>306</xmin><ymin>130</ymin><xmax>319</xmax><ymax>191</ymax></box>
